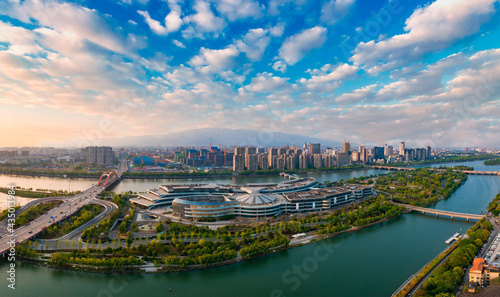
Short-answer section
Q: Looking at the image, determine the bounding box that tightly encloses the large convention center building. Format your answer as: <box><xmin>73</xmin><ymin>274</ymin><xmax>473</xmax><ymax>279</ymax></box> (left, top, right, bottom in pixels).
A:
<box><xmin>130</xmin><ymin>176</ymin><xmax>374</xmax><ymax>219</ymax></box>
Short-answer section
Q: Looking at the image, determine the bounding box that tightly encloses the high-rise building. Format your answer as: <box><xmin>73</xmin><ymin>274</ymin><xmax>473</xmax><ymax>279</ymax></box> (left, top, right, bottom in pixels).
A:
<box><xmin>359</xmin><ymin>145</ymin><xmax>366</xmax><ymax>162</ymax></box>
<box><xmin>268</xmin><ymin>147</ymin><xmax>278</xmax><ymax>168</ymax></box>
<box><xmin>277</xmin><ymin>157</ymin><xmax>285</xmax><ymax>170</ymax></box>
<box><xmin>426</xmin><ymin>146</ymin><xmax>432</xmax><ymax>159</ymax></box>
<box><xmin>351</xmin><ymin>151</ymin><xmax>359</xmax><ymax>162</ymax></box>
<box><xmin>233</xmin><ymin>154</ymin><xmax>245</xmax><ymax>172</ymax></box>
<box><xmin>83</xmin><ymin>146</ymin><xmax>114</xmax><ymax>165</ymax></box>
<box><xmin>299</xmin><ymin>154</ymin><xmax>310</xmax><ymax>169</ymax></box>
<box><xmin>309</xmin><ymin>143</ymin><xmax>321</xmax><ymax>155</ymax></box>
<box><xmin>384</xmin><ymin>144</ymin><xmax>393</xmax><ymax>157</ymax></box>
<box><xmin>373</xmin><ymin>146</ymin><xmax>385</xmax><ymax>160</ymax></box>
<box><xmin>399</xmin><ymin>142</ymin><xmax>405</xmax><ymax>156</ymax></box>
<box><xmin>324</xmin><ymin>155</ymin><xmax>334</xmax><ymax>167</ymax></box>
<box><xmin>245</xmin><ymin>154</ymin><xmax>258</xmax><ymax>171</ymax></box>
<box><xmin>343</xmin><ymin>141</ymin><xmax>351</xmax><ymax>152</ymax></box>
<box><xmin>258</xmin><ymin>154</ymin><xmax>268</xmax><ymax>170</ymax></box>
<box><xmin>245</xmin><ymin>146</ymin><xmax>256</xmax><ymax>155</ymax></box>
<box><xmin>234</xmin><ymin>146</ymin><xmax>244</xmax><ymax>155</ymax></box>
<box><xmin>336</xmin><ymin>151</ymin><xmax>351</xmax><ymax>166</ymax></box>
<box><xmin>313</xmin><ymin>154</ymin><xmax>323</xmax><ymax>168</ymax></box>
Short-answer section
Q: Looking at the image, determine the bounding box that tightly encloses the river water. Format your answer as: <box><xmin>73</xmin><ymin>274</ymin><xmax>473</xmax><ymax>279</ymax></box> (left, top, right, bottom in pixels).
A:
<box><xmin>1</xmin><ymin>160</ymin><xmax>499</xmax><ymax>297</ymax></box>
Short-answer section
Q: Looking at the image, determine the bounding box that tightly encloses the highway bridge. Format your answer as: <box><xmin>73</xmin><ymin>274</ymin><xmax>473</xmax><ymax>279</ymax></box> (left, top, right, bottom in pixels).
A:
<box><xmin>0</xmin><ymin>160</ymin><xmax>127</xmax><ymax>255</ymax></box>
<box><xmin>393</xmin><ymin>202</ymin><xmax>485</xmax><ymax>221</ymax></box>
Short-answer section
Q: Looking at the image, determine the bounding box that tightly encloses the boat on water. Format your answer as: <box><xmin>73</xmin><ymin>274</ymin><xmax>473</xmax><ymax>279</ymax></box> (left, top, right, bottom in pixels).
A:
<box><xmin>446</xmin><ymin>232</ymin><xmax>460</xmax><ymax>244</ymax></box>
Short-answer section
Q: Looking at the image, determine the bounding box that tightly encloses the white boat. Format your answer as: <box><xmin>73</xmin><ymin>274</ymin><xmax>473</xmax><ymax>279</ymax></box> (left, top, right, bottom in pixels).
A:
<box><xmin>445</xmin><ymin>232</ymin><xmax>460</xmax><ymax>244</ymax></box>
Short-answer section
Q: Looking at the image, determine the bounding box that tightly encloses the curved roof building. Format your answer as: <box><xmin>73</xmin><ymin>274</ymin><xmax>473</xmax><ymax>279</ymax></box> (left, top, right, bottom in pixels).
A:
<box><xmin>131</xmin><ymin>176</ymin><xmax>374</xmax><ymax>219</ymax></box>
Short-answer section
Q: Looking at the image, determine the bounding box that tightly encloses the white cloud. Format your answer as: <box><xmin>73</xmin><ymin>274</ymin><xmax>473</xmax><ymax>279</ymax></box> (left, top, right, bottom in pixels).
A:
<box><xmin>300</xmin><ymin>63</ymin><xmax>357</xmax><ymax>91</ymax></box>
<box><xmin>188</xmin><ymin>45</ymin><xmax>240</xmax><ymax>71</ymax></box>
<box><xmin>335</xmin><ymin>84</ymin><xmax>377</xmax><ymax>105</ymax></box>
<box><xmin>172</xmin><ymin>39</ymin><xmax>186</xmax><ymax>48</ymax></box>
<box><xmin>320</xmin><ymin>0</ymin><xmax>355</xmax><ymax>25</ymax></box>
<box><xmin>269</xmin><ymin>22</ymin><xmax>285</xmax><ymax>37</ymax></box>
<box><xmin>137</xmin><ymin>9</ymin><xmax>182</xmax><ymax>35</ymax></box>
<box><xmin>215</xmin><ymin>0</ymin><xmax>263</xmax><ymax>21</ymax></box>
<box><xmin>185</xmin><ymin>0</ymin><xmax>225</xmax><ymax>34</ymax></box>
<box><xmin>272</xmin><ymin>60</ymin><xmax>287</xmax><ymax>73</ymax></box>
<box><xmin>245</xmin><ymin>72</ymin><xmax>288</xmax><ymax>92</ymax></box>
<box><xmin>0</xmin><ymin>21</ymin><xmax>43</xmax><ymax>55</ymax></box>
<box><xmin>278</xmin><ymin>26</ymin><xmax>327</xmax><ymax>65</ymax></box>
<box><xmin>351</xmin><ymin>0</ymin><xmax>499</xmax><ymax>72</ymax></box>
<box><xmin>235</xmin><ymin>28</ymin><xmax>270</xmax><ymax>61</ymax></box>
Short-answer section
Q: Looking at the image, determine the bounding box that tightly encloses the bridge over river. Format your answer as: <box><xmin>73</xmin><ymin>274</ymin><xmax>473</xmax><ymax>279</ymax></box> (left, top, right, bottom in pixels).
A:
<box><xmin>392</xmin><ymin>202</ymin><xmax>485</xmax><ymax>221</ymax></box>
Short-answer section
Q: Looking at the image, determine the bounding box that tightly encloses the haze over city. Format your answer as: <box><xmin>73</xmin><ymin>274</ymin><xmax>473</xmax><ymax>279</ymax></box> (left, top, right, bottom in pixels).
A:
<box><xmin>1</xmin><ymin>0</ymin><xmax>500</xmax><ymax>147</ymax></box>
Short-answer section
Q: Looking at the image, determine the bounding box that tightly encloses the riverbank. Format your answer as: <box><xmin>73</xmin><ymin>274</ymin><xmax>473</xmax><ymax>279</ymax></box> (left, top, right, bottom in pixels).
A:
<box><xmin>15</xmin><ymin>209</ymin><xmax>406</xmax><ymax>275</ymax></box>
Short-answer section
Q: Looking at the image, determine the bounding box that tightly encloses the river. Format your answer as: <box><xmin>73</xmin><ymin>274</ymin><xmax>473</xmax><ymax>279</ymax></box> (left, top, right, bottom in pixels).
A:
<box><xmin>1</xmin><ymin>160</ymin><xmax>499</xmax><ymax>297</ymax></box>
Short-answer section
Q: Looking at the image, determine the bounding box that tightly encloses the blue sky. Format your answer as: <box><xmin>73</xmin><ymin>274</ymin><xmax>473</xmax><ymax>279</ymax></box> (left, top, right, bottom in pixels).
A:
<box><xmin>0</xmin><ymin>0</ymin><xmax>499</xmax><ymax>147</ymax></box>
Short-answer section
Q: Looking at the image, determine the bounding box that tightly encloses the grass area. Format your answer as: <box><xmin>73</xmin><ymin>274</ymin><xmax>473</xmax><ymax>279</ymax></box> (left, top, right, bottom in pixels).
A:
<box><xmin>40</xmin><ymin>204</ymin><xmax>105</xmax><ymax>239</ymax></box>
<box><xmin>374</xmin><ymin>168</ymin><xmax>467</xmax><ymax>206</ymax></box>
<box><xmin>16</xmin><ymin>201</ymin><xmax>63</xmax><ymax>227</ymax></box>
<box><xmin>0</xmin><ymin>186</ymin><xmax>81</xmax><ymax>198</ymax></box>
<box><xmin>0</xmin><ymin>187</ymin><xmax>51</xmax><ymax>198</ymax></box>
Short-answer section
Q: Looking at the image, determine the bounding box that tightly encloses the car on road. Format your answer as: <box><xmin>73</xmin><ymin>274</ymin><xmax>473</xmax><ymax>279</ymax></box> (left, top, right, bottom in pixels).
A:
<box><xmin>29</xmin><ymin>231</ymin><xmax>32</xmax><ymax>234</ymax></box>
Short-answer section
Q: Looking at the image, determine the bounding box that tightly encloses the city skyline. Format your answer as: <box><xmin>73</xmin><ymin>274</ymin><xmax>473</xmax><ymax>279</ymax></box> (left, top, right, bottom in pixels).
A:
<box><xmin>1</xmin><ymin>0</ymin><xmax>500</xmax><ymax>148</ymax></box>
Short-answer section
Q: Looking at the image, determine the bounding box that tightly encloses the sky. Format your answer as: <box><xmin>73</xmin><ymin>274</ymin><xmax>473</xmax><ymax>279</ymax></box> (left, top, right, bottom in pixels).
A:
<box><xmin>0</xmin><ymin>0</ymin><xmax>499</xmax><ymax>148</ymax></box>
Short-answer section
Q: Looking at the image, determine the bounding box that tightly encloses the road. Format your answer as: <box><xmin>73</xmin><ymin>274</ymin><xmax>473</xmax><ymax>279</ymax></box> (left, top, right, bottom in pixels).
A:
<box><xmin>0</xmin><ymin>160</ymin><xmax>127</xmax><ymax>255</ymax></box>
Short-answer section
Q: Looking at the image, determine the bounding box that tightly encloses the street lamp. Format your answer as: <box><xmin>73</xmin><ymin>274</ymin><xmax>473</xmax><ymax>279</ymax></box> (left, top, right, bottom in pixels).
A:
<box><xmin>63</xmin><ymin>174</ymin><xmax>71</xmax><ymax>214</ymax></box>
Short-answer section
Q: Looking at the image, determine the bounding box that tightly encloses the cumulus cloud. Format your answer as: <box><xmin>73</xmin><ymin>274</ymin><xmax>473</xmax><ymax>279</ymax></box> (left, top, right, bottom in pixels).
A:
<box><xmin>235</xmin><ymin>28</ymin><xmax>270</xmax><ymax>61</ymax></box>
<box><xmin>245</xmin><ymin>72</ymin><xmax>288</xmax><ymax>92</ymax></box>
<box><xmin>320</xmin><ymin>0</ymin><xmax>356</xmax><ymax>25</ymax></box>
<box><xmin>188</xmin><ymin>45</ymin><xmax>240</xmax><ymax>72</ymax></box>
<box><xmin>215</xmin><ymin>0</ymin><xmax>263</xmax><ymax>21</ymax></box>
<box><xmin>300</xmin><ymin>63</ymin><xmax>358</xmax><ymax>91</ymax></box>
<box><xmin>351</xmin><ymin>0</ymin><xmax>499</xmax><ymax>72</ymax></box>
<box><xmin>278</xmin><ymin>26</ymin><xmax>327</xmax><ymax>65</ymax></box>
<box><xmin>184</xmin><ymin>0</ymin><xmax>225</xmax><ymax>37</ymax></box>
<box><xmin>137</xmin><ymin>9</ymin><xmax>182</xmax><ymax>35</ymax></box>
<box><xmin>172</xmin><ymin>39</ymin><xmax>185</xmax><ymax>48</ymax></box>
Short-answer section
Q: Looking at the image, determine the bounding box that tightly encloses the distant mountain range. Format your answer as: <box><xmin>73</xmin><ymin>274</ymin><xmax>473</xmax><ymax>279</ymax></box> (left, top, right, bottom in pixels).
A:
<box><xmin>90</xmin><ymin>128</ymin><xmax>342</xmax><ymax>148</ymax></box>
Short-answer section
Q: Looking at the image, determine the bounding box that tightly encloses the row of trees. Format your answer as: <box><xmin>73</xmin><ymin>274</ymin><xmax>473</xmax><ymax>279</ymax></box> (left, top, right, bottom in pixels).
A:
<box><xmin>49</xmin><ymin>252</ymin><xmax>143</xmax><ymax>271</ymax></box>
<box><xmin>488</xmin><ymin>192</ymin><xmax>500</xmax><ymax>216</ymax></box>
<box><xmin>15</xmin><ymin>201</ymin><xmax>63</xmax><ymax>227</ymax></box>
<box><xmin>415</xmin><ymin>219</ymin><xmax>493</xmax><ymax>296</ymax></box>
<box><xmin>484</xmin><ymin>158</ymin><xmax>500</xmax><ymax>165</ymax></box>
